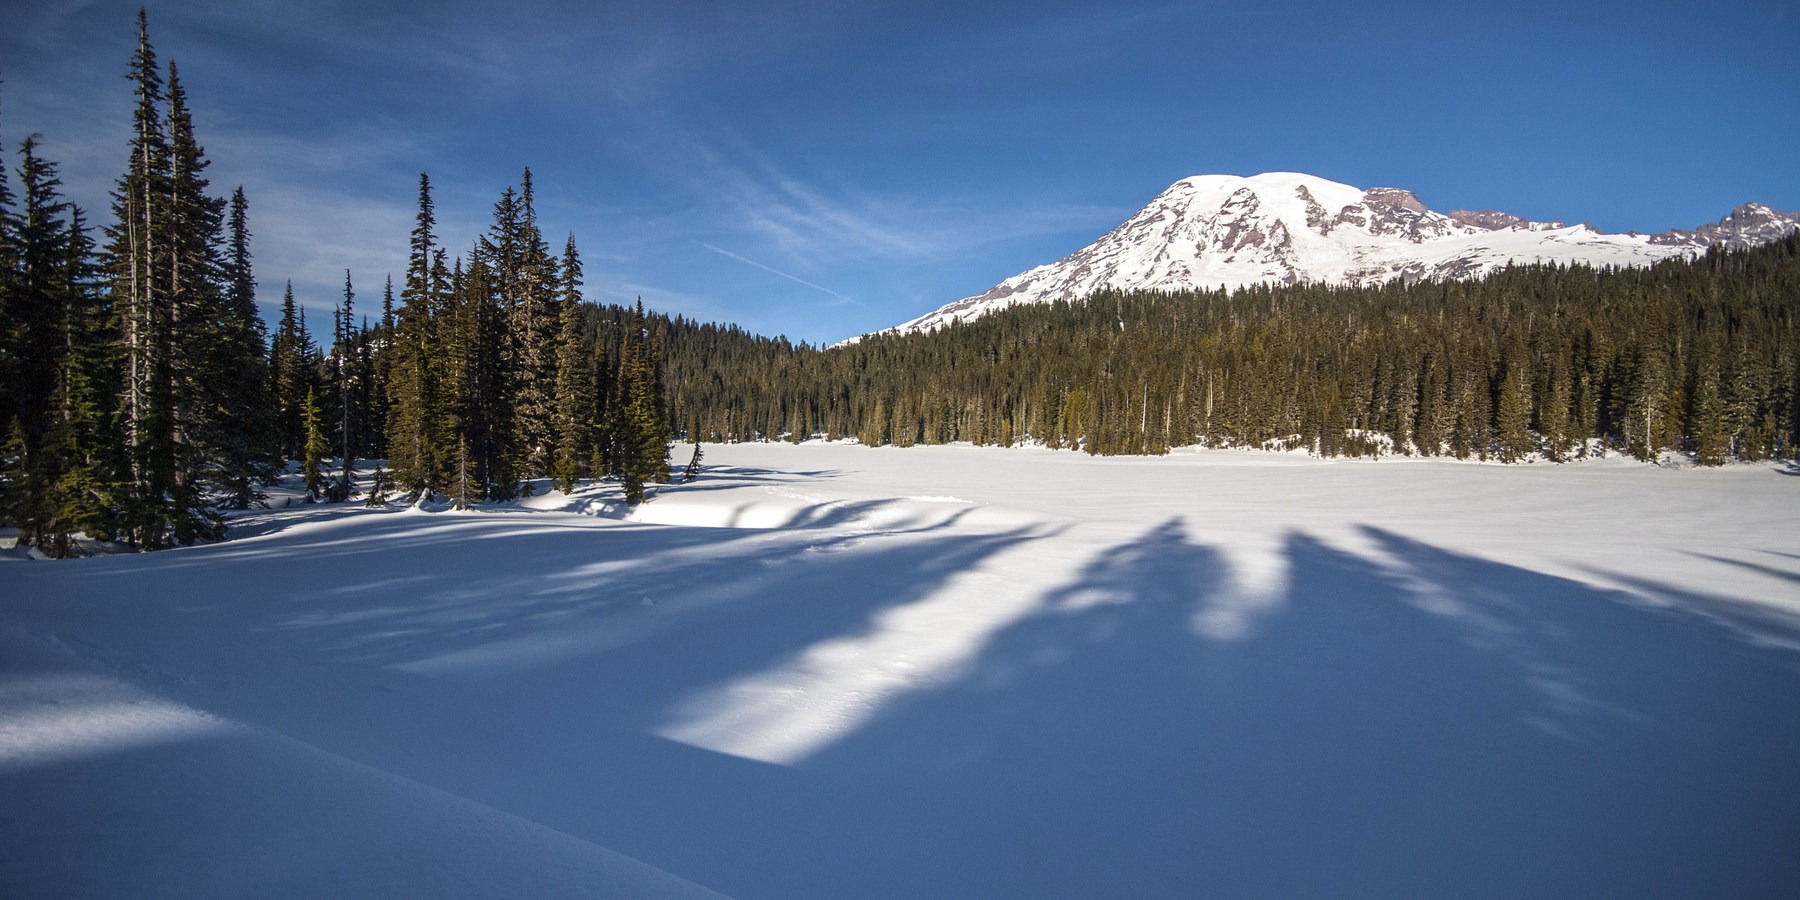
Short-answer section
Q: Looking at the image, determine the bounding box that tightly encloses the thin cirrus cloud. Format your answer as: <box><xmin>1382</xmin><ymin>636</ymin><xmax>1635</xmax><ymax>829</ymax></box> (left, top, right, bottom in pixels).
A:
<box><xmin>697</xmin><ymin>242</ymin><xmax>861</xmax><ymax>307</ymax></box>
<box><xmin>681</xmin><ymin>130</ymin><xmax>1124</xmax><ymax>268</ymax></box>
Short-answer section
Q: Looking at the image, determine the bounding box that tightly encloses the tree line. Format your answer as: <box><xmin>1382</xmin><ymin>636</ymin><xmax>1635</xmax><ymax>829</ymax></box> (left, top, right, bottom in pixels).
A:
<box><xmin>0</xmin><ymin>11</ymin><xmax>672</xmax><ymax>557</ymax></box>
<box><xmin>652</xmin><ymin>236</ymin><xmax>1800</xmax><ymax>464</ymax></box>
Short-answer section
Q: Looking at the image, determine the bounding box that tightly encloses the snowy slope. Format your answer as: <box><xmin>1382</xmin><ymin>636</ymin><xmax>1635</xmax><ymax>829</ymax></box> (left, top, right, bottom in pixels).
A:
<box><xmin>0</xmin><ymin>626</ymin><xmax>729</xmax><ymax>900</ymax></box>
<box><xmin>4</xmin><ymin>444</ymin><xmax>1799</xmax><ymax>898</ymax></box>
<box><xmin>886</xmin><ymin>173</ymin><xmax>1800</xmax><ymax>335</ymax></box>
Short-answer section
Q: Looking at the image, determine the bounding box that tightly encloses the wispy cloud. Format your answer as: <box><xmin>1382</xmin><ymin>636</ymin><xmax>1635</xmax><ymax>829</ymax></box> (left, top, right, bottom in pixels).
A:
<box><xmin>667</xmin><ymin>129</ymin><xmax>1126</xmax><ymax>273</ymax></box>
<box><xmin>698</xmin><ymin>242</ymin><xmax>860</xmax><ymax>307</ymax></box>
<box><xmin>240</xmin><ymin>184</ymin><xmax>412</xmax><ymax>312</ymax></box>
<box><xmin>695</xmin><ymin>134</ymin><xmax>931</xmax><ymax>262</ymax></box>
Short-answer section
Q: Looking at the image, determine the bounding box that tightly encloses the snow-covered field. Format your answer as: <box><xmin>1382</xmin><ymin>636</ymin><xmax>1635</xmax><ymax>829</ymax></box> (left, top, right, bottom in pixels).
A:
<box><xmin>4</xmin><ymin>442</ymin><xmax>1799</xmax><ymax>899</ymax></box>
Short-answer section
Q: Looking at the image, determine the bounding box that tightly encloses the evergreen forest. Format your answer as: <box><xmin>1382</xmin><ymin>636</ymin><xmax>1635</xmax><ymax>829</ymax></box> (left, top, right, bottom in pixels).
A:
<box><xmin>2</xmin><ymin>11</ymin><xmax>1796</xmax><ymax>559</ymax></box>
<box><xmin>657</xmin><ymin>238</ymin><xmax>1800</xmax><ymax>464</ymax></box>
<box><xmin>0</xmin><ymin>12</ymin><xmax>672</xmax><ymax>556</ymax></box>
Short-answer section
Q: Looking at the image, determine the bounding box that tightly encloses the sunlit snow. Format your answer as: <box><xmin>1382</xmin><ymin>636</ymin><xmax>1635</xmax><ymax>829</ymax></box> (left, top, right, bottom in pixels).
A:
<box><xmin>4</xmin><ymin>442</ymin><xmax>1798</xmax><ymax>899</ymax></box>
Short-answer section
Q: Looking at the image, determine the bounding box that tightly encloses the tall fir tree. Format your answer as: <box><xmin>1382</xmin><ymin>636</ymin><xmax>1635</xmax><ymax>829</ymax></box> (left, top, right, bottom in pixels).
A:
<box><xmin>332</xmin><ymin>270</ymin><xmax>357</xmax><ymax>498</ymax></box>
<box><xmin>1688</xmin><ymin>351</ymin><xmax>1729</xmax><ymax>466</ymax></box>
<box><xmin>157</xmin><ymin>59</ymin><xmax>234</xmax><ymax>544</ymax></box>
<box><xmin>300</xmin><ymin>385</ymin><xmax>325</xmax><ymax>500</ymax></box>
<box><xmin>386</xmin><ymin>174</ymin><xmax>444</xmax><ymax>499</ymax></box>
<box><xmin>8</xmin><ymin>136</ymin><xmax>68</xmax><ymax>446</ymax></box>
<box><xmin>454</xmin><ymin>249</ymin><xmax>515</xmax><ymax>501</ymax></box>
<box><xmin>0</xmin><ymin>103</ymin><xmax>16</xmax><ymax>454</ymax></box>
<box><xmin>616</xmin><ymin>301</ymin><xmax>670</xmax><ymax>505</ymax></box>
<box><xmin>550</xmin><ymin>234</ymin><xmax>597</xmax><ymax>492</ymax></box>
<box><xmin>216</xmin><ymin>185</ymin><xmax>272</xmax><ymax>508</ymax></box>
<box><xmin>366</xmin><ymin>274</ymin><xmax>395</xmax><ymax>460</ymax></box>
<box><xmin>507</xmin><ymin>169</ymin><xmax>561</xmax><ymax>480</ymax></box>
<box><xmin>268</xmin><ymin>281</ymin><xmax>311</xmax><ymax>462</ymax></box>
<box><xmin>104</xmin><ymin>8</ymin><xmax>174</xmax><ymax>544</ymax></box>
<box><xmin>1493</xmin><ymin>348</ymin><xmax>1535</xmax><ymax>462</ymax></box>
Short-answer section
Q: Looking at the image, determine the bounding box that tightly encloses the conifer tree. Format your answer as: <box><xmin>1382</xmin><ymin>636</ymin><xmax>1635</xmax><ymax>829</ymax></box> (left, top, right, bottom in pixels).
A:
<box><xmin>367</xmin><ymin>275</ymin><xmax>395</xmax><ymax>460</ymax></box>
<box><xmin>1689</xmin><ymin>353</ymin><xmax>1728</xmax><ymax>466</ymax></box>
<box><xmin>331</xmin><ymin>270</ymin><xmax>357</xmax><ymax>498</ymax></box>
<box><xmin>1493</xmin><ymin>354</ymin><xmax>1535</xmax><ymax>462</ymax></box>
<box><xmin>616</xmin><ymin>301</ymin><xmax>670</xmax><ymax>505</ymax></box>
<box><xmin>31</xmin><ymin>208</ymin><xmax>125</xmax><ymax>552</ymax></box>
<box><xmin>1536</xmin><ymin>359</ymin><xmax>1574</xmax><ymax>462</ymax></box>
<box><xmin>0</xmin><ymin>139</ymin><xmax>16</xmax><ymax>509</ymax></box>
<box><xmin>301</xmin><ymin>385</ymin><xmax>326</xmax><ymax>500</ymax></box>
<box><xmin>161</xmin><ymin>59</ymin><xmax>234</xmax><ymax>544</ymax></box>
<box><xmin>105</xmin><ymin>9</ymin><xmax>174</xmax><ymax>544</ymax></box>
<box><xmin>386</xmin><ymin>174</ymin><xmax>443</xmax><ymax>498</ymax></box>
<box><xmin>504</xmin><ymin>169</ymin><xmax>561</xmax><ymax>479</ymax></box>
<box><xmin>9</xmin><ymin>136</ymin><xmax>70</xmax><ymax>447</ymax></box>
<box><xmin>0</xmin><ymin>102</ymin><xmax>15</xmax><ymax>384</ymax></box>
<box><xmin>1622</xmin><ymin>339</ymin><xmax>1671</xmax><ymax>461</ymax></box>
<box><xmin>550</xmin><ymin>234</ymin><xmax>597</xmax><ymax>493</ymax></box>
<box><xmin>216</xmin><ymin>185</ymin><xmax>272</xmax><ymax>508</ymax></box>
<box><xmin>445</xmin><ymin>248</ymin><xmax>515</xmax><ymax>501</ymax></box>
<box><xmin>448</xmin><ymin>437</ymin><xmax>475</xmax><ymax>511</ymax></box>
<box><xmin>268</xmin><ymin>281</ymin><xmax>312</xmax><ymax>461</ymax></box>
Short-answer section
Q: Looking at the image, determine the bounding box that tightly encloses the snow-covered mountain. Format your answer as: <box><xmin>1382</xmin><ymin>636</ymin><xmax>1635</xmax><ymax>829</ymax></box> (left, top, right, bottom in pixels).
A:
<box><xmin>886</xmin><ymin>172</ymin><xmax>1800</xmax><ymax>335</ymax></box>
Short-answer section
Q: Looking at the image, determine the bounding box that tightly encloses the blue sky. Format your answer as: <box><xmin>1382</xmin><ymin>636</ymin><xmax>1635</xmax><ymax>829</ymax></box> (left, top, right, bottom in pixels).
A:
<box><xmin>4</xmin><ymin>0</ymin><xmax>1797</xmax><ymax>344</ymax></box>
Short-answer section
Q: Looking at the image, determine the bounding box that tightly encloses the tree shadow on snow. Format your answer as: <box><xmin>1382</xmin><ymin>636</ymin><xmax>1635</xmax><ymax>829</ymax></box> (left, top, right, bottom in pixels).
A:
<box><xmin>9</xmin><ymin>513</ymin><xmax>1800</xmax><ymax>900</ymax></box>
<box><xmin>632</xmin><ymin>521</ymin><xmax>1800</xmax><ymax>899</ymax></box>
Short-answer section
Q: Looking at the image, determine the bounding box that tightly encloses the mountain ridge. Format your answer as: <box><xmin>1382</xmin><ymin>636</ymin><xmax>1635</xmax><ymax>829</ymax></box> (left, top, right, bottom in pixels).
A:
<box><xmin>879</xmin><ymin>173</ymin><xmax>1800</xmax><ymax>337</ymax></box>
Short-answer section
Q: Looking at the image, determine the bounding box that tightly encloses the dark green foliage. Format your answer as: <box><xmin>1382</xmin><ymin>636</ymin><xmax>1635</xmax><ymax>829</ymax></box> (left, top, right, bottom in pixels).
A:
<box><xmin>301</xmin><ymin>386</ymin><xmax>326</xmax><ymax>500</ymax></box>
<box><xmin>500</xmin><ymin>169</ymin><xmax>561</xmax><ymax>480</ymax></box>
<box><xmin>371</xmin><ymin>175</ymin><xmax>673</xmax><ymax>508</ymax></box>
<box><xmin>323</xmin><ymin>270</ymin><xmax>362</xmax><ymax>500</ymax></box>
<box><xmin>551</xmin><ymin>235</ymin><xmax>598</xmax><ymax>494</ymax></box>
<box><xmin>68</xmin><ymin>12</ymin><xmax>267</xmax><ymax>547</ymax></box>
<box><xmin>217</xmin><ymin>186</ymin><xmax>274</xmax><ymax>508</ymax></box>
<box><xmin>105</xmin><ymin>11</ymin><xmax>175</xmax><ymax>544</ymax></box>
<box><xmin>445</xmin><ymin>251</ymin><xmax>516</xmax><ymax>502</ymax></box>
<box><xmin>6</xmin><ymin>12</ymin><xmax>684</xmax><ymax>547</ymax></box>
<box><xmin>2</xmin><ymin>131</ymin><xmax>126</xmax><ymax>554</ymax></box>
<box><xmin>644</xmin><ymin>236</ymin><xmax>1800</xmax><ymax>465</ymax></box>
<box><xmin>386</xmin><ymin>173</ymin><xmax>445</xmax><ymax>499</ymax></box>
<box><xmin>616</xmin><ymin>302</ymin><xmax>671</xmax><ymax>505</ymax></box>
<box><xmin>268</xmin><ymin>282</ymin><xmax>310</xmax><ymax>461</ymax></box>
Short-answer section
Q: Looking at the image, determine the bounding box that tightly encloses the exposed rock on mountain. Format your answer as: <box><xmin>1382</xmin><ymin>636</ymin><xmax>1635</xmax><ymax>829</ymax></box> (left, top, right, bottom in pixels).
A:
<box><xmin>885</xmin><ymin>173</ymin><xmax>1799</xmax><ymax>336</ymax></box>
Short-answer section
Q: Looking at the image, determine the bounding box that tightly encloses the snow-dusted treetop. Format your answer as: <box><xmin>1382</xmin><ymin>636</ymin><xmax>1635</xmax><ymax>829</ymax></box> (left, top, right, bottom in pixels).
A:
<box><xmin>879</xmin><ymin>172</ymin><xmax>1800</xmax><ymax>337</ymax></box>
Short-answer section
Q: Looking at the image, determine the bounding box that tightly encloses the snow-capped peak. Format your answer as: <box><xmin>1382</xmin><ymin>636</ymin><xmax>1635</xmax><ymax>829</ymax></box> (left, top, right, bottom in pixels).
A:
<box><xmin>878</xmin><ymin>173</ymin><xmax>1800</xmax><ymax>337</ymax></box>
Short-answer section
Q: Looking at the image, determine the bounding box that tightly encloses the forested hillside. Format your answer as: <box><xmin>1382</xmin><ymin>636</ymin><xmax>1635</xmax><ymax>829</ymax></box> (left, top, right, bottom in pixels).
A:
<box><xmin>660</xmin><ymin>236</ymin><xmax>1800</xmax><ymax>463</ymax></box>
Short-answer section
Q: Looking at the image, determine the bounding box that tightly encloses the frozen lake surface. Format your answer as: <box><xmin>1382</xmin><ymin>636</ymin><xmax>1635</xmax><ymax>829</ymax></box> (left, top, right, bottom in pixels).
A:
<box><xmin>4</xmin><ymin>442</ymin><xmax>1798</xmax><ymax>898</ymax></box>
